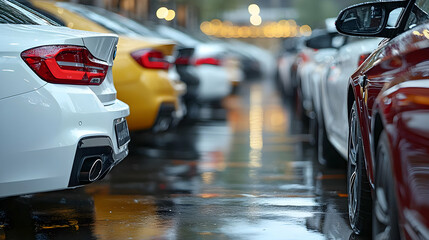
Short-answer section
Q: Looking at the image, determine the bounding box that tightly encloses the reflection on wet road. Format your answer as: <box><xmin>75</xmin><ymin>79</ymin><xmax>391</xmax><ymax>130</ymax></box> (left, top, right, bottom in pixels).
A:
<box><xmin>0</xmin><ymin>79</ymin><xmax>362</xmax><ymax>240</ymax></box>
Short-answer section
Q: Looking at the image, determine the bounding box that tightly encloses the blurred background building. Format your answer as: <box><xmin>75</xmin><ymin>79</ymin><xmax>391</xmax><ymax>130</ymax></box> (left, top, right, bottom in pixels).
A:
<box><xmin>65</xmin><ymin>0</ymin><xmax>363</xmax><ymax>51</ymax></box>
<box><xmin>68</xmin><ymin>0</ymin><xmax>362</xmax><ymax>27</ymax></box>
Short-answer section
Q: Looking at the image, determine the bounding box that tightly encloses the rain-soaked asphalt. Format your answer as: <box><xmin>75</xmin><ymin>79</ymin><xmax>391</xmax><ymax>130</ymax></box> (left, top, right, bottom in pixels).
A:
<box><xmin>0</xmin><ymin>78</ymin><xmax>366</xmax><ymax>240</ymax></box>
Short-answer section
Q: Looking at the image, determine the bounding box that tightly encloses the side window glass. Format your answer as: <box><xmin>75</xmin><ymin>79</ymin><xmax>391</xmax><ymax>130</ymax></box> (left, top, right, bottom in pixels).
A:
<box><xmin>416</xmin><ymin>0</ymin><xmax>429</xmax><ymax>13</ymax></box>
<box><xmin>405</xmin><ymin>0</ymin><xmax>429</xmax><ymax>29</ymax></box>
<box><xmin>405</xmin><ymin>11</ymin><xmax>418</xmax><ymax>30</ymax></box>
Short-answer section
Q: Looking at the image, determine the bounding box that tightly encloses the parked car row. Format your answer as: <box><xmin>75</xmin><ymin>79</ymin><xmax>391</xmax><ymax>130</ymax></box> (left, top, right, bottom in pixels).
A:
<box><xmin>277</xmin><ymin>0</ymin><xmax>429</xmax><ymax>239</ymax></box>
<box><xmin>0</xmin><ymin>0</ymin><xmax>270</xmax><ymax>198</ymax></box>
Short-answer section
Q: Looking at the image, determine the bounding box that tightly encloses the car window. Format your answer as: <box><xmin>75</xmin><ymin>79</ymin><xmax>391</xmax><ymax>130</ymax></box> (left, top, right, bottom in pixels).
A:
<box><xmin>416</xmin><ymin>0</ymin><xmax>429</xmax><ymax>14</ymax></box>
<box><xmin>0</xmin><ymin>0</ymin><xmax>58</xmax><ymax>25</ymax></box>
<box><xmin>405</xmin><ymin>0</ymin><xmax>429</xmax><ymax>29</ymax></box>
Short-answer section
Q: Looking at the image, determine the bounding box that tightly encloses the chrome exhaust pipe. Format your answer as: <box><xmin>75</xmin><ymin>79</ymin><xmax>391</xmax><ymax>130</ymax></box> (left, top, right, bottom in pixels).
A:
<box><xmin>79</xmin><ymin>157</ymin><xmax>103</xmax><ymax>183</ymax></box>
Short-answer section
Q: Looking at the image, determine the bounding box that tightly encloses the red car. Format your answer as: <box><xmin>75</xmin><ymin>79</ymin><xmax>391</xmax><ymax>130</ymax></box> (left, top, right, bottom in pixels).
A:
<box><xmin>336</xmin><ymin>0</ymin><xmax>429</xmax><ymax>239</ymax></box>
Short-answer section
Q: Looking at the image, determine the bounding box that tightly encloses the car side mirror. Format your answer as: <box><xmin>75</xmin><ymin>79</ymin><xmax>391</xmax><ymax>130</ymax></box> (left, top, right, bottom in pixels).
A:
<box><xmin>336</xmin><ymin>1</ymin><xmax>407</xmax><ymax>38</ymax></box>
<box><xmin>305</xmin><ymin>32</ymin><xmax>344</xmax><ymax>50</ymax></box>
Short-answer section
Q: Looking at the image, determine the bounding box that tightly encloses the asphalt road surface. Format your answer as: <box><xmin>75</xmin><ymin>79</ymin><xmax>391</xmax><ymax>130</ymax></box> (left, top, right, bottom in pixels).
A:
<box><xmin>0</xmin><ymin>78</ymin><xmax>368</xmax><ymax>240</ymax></box>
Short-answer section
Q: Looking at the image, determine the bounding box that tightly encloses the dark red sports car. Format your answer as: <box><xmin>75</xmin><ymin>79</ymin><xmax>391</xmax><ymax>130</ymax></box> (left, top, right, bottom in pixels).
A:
<box><xmin>336</xmin><ymin>0</ymin><xmax>429</xmax><ymax>239</ymax></box>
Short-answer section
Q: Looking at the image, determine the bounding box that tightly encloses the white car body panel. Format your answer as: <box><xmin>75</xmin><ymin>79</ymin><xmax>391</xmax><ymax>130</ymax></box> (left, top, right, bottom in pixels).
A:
<box><xmin>308</xmin><ymin>48</ymin><xmax>338</xmax><ymax>119</ymax></box>
<box><xmin>0</xmin><ymin>22</ymin><xmax>129</xmax><ymax>197</ymax></box>
<box><xmin>195</xmin><ymin>64</ymin><xmax>231</xmax><ymax>102</ymax></box>
<box><xmin>155</xmin><ymin>25</ymin><xmax>233</xmax><ymax>103</ymax></box>
<box><xmin>0</xmin><ymin>24</ymin><xmax>85</xmax><ymax>99</ymax></box>
<box><xmin>320</xmin><ymin>38</ymin><xmax>380</xmax><ymax>159</ymax></box>
<box><xmin>193</xmin><ymin>44</ymin><xmax>232</xmax><ymax>102</ymax></box>
<box><xmin>299</xmin><ymin>48</ymin><xmax>338</xmax><ymax>115</ymax></box>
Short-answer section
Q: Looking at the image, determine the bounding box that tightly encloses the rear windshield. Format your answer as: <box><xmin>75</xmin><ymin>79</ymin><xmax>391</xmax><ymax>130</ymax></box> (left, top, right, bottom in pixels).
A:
<box><xmin>0</xmin><ymin>0</ymin><xmax>59</xmax><ymax>25</ymax></box>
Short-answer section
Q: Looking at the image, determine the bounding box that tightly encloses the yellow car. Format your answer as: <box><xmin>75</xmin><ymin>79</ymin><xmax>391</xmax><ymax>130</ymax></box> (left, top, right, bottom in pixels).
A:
<box><xmin>33</xmin><ymin>1</ymin><xmax>181</xmax><ymax>131</ymax></box>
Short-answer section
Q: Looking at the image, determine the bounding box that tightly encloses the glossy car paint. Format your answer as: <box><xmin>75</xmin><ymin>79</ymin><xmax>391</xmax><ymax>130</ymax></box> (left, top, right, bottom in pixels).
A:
<box><xmin>307</xmin><ymin>48</ymin><xmax>338</xmax><ymax>119</ymax></box>
<box><xmin>321</xmin><ymin>38</ymin><xmax>380</xmax><ymax>159</ymax></box>
<box><xmin>0</xmin><ymin>23</ymin><xmax>129</xmax><ymax>197</ymax></box>
<box><xmin>193</xmin><ymin>44</ymin><xmax>233</xmax><ymax>101</ymax></box>
<box><xmin>375</xmin><ymin>79</ymin><xmax>429</xmax><ymax>239</ymax></box>
<box><xmin>349</xmin><ymin>23</ymin><xmax>429</xmax><ymax>238</ymax></box>
<box><xmin>110</xmin><ymin>36</ymin><xmax>178</xmax><ymax>130</ymax></box>
<box><xmin>34</xmin><ymin>1</ymin><xmax>180</xmax><ymax>131</ymax></box>
<box><xmin>293</xmin><ymin>30</ymin><xmax>343</xmax><ymax>118</ymax></box>
<box><xmin>296</xmin><ymin>46</ymin><xmax>327</xmax><ymax>115</ymax></box>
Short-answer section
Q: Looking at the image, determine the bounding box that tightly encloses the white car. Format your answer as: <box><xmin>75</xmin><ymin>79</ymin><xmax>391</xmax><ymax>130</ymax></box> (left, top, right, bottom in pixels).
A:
<box><xmin>0</xmin><ymin>0</ymin><xmax>130</xmax><ymax>198</ymax></box>
<box><xmin>155</xmin><ymin>25</ymin><xmax>233</xmax><ymax>103</ymax></box>
<box><xmin>276</xmin><ymin>38</ymin><xmax>303</xmax><ymax>97</ymax></box>
<box><xmin>296</xmin><ymin>29</ymin><xmax>347</xmax><ymax>120</ymax></box>
<box><xmin>299</xmin><ymin>47</ymin><xmax>338</xmax><ymax>118</ymax></box>
<box><xmin>318</xmin><ymin>38</ymin><xmax>380</xmax><ymax>165</ymax></box>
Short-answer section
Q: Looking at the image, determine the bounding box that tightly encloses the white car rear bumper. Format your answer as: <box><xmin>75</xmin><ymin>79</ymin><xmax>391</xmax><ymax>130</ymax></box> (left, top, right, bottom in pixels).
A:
<box><xmin>0</xmin><ymin>83</ymin><xmax>129</xmax><ymax>198</ymax></box>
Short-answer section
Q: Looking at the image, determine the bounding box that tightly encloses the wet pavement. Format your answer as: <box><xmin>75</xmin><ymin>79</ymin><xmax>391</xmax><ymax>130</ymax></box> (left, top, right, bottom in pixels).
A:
<box><xmin>1</xmin><ymin>79</ymin><xmax>364</xmax><ymax>240</ymax></box>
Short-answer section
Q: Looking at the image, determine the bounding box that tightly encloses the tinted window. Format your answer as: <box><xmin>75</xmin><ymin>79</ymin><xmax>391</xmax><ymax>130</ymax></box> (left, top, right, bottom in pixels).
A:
<box><xmin>0</xmin><ymin>0</ymin><xmax>57</xmax><ymax>25</ymax></box>
<box><xmin>405</xmin><ymin>0</ymin><xmax>429</xmax><ymax>29</ymax></box>
<box><xmin>416</xmin><ymin>0</ymin><xmax>429</xmax><ymax>14</ymax></box>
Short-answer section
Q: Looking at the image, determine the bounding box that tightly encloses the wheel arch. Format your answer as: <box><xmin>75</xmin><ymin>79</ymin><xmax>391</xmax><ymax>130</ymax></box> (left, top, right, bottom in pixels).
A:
<box><xmin>347</xmin><ymin>84</ymin><xmax>355</xmax><ymax>119</ymax></box>
<box><xmin>372</xmin><ymin>111</ymin><xmax>384</xmax><ymax>162</ymax></box>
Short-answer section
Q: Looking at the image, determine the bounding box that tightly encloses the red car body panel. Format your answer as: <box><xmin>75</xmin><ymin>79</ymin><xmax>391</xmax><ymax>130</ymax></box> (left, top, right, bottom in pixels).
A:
<box><xmin>349</xmin><ymin>23</ymin><xmax>429</xmax><ymax>238</ymax></box>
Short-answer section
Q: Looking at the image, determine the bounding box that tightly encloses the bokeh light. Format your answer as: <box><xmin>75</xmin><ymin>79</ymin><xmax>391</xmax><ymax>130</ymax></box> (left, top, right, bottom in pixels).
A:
<box><xmin>250</xmin><ymin>15</ymin><xmax>262</xmax><ymax>26</ymax></box>
<box><xmin>248</xmin><ymin>4</ymin><xmax>260</xmax><ymax>15</ymax></box>
<box><xmin>300</xmin><ymin>25</ymin><xmax>312</xmax><ymax>36</ymax></box>
<box><xmin>165</xmin><ymin>9</ymin><xmax>176</xmax><ymax>21</ymax></box>
<box><xmin>156</xmin><ymin>7</ymin><xmax>168</xmax><ymax>19</ymax></box>
<box><xmin>200</xmin><ymin>19</ymin><xmax>312</xmax><ymax>38</ymax></box>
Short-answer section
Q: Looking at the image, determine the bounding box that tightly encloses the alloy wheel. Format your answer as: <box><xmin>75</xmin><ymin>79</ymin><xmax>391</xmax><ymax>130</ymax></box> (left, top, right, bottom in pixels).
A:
<box><xmin>348</xmin><ymin>104</ymin><xmax>359</xmax><ymax>224</ymax></box>
<box><xmin>347</xmin><ymin>102</ymin><xmax>372</xmax><ymax>235</ymax></box>
<box><xmin>373</xmin><ymin>131</ymin><xmax>400</xmax><ymax>240</ymax></box>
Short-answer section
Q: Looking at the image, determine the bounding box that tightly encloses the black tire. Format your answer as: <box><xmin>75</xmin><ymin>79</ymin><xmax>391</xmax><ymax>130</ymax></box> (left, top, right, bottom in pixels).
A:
<box><xmin>317</xmin><ymin>110</ymin><xmax>344</xmax><ymax>168</ymax></box>
<box><xmin>372</xmin><ymin>131</ymin><xmax>400</xmax><ymax>240</ymax></box>
<box><xmin>347</xmin><ymin>102</ymin><xmax>372</xmax><ymax>235</ymax></box>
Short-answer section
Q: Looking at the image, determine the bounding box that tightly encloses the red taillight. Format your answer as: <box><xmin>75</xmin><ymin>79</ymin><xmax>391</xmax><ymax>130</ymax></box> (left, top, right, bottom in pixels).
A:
<box><xmin>194</xmin><ymin>57</ymin><xmax>221</xmax><ymax>66</ymax></box>
<box><xmin>131</xmin><ymin>49</ymin><xmax>170</xmax><ymax>70</ymax></box>
<box><xmin>358</xmin><ymin>53</ymin><xmax>370</xmax><ymax>66</ymax></box>
<box><xmin>21</xmin><ymin>45</ymin><xmax>108</xmax><ymax>85</ymax></box>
